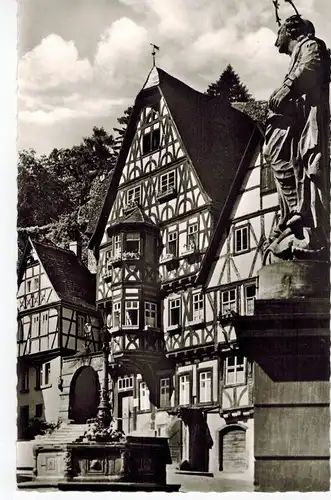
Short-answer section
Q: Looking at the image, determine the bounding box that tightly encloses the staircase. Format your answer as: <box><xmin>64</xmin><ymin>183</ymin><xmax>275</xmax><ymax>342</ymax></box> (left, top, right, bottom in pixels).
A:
<box><xmin>34</xmin><ymin>422</ymin><xmax>89</xmax><ymax>445</ymax></box>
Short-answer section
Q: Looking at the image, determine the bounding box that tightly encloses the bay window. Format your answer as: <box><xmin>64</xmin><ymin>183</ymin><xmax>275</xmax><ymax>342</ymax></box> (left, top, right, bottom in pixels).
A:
<box><xmin>145</xmin><ymin>302</ymin><xmax>157</xmax><ymax>328</ymax></box>
<box><xmin>124</xmin><ymin>301</ymin><xmax>139</xmax><ymax>327</ymax></box>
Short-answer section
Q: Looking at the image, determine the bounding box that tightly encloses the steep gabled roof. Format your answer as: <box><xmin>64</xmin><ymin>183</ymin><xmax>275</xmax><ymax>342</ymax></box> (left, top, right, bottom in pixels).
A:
<box><xmin>19</xmin><ymin>239</ymin><xmax>96</xmax><ymax>311</ymax></box>
<box><xmin>89</xmin><ymin>67</ymin><xmax>257</xmax><ymax>252</ymax></box>
<box><xmin>195</xmin><ymin>125</ymin><xmax>262</xmax><ymax>286</ymax></box>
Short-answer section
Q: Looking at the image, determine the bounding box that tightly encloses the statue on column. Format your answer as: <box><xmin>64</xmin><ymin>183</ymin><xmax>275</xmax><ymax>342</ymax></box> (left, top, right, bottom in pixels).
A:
<box><xmin>263</xmin><ymin>1</ymin><xmax>330</xmax><ymax>263</ymax></box>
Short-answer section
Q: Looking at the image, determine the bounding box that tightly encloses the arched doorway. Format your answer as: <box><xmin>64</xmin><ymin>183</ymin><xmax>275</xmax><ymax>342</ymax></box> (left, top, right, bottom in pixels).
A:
<box><xmin>69</xmin><ymin>366</ymin><xmax>100</xmax><ymax>424</ymax></box>
<box><xmin>219</xmin><ymin>425</ymin><xmax>247</xmax><ymax>473</ymax></box>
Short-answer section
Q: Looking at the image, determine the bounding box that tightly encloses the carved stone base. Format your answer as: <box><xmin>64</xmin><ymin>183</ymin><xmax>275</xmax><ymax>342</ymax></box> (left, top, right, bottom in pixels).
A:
<box><xmin>18</xmin><ymin>436</ymin><xmax>180</xmax><ymax>492</ymax></box>
<box><xmin>235</xmin><ymin>261</ymin><xmax>330</xmax><ymax>492</ymax></box>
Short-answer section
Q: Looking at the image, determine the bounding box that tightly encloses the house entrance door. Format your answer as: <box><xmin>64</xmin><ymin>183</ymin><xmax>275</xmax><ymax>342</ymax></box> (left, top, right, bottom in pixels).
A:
<box><xmin>69</xmin><ymin>366</ymin><xmax>100</xmax><ymax>424</ymax></box>
<box><xmin>118</xmin><ymin>392</ymin><xmax>133</xmax><ymax>434</ymax></box>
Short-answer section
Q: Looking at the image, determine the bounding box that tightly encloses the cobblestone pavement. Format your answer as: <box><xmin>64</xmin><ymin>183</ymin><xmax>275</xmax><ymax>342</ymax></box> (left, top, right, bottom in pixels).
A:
<box><xmin>167</xmin><ymin>468</ymin><xmax>254</xmax><ymax>493</ymax></box>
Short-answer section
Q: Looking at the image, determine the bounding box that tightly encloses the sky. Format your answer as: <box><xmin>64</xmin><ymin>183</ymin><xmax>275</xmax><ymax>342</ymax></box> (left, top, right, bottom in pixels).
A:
<box><xmin>18</xmin><ymin>0</ymin><xmax>331</xmax><ymax>154</ymax></box>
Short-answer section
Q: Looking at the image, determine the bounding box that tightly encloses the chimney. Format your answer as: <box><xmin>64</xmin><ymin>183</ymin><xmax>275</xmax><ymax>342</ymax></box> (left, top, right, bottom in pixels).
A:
<box><xmin>69</xmin><ymin>241</ymin><xmax>82</xmax><ymax>259</ymax></box>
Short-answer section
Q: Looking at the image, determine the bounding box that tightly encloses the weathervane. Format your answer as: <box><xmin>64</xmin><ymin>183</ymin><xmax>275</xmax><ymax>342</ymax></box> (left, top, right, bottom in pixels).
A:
<box><xmin>272</xmin><ymin>0</ymin><xmax>301</xmax><ymax>26</ymax></box>
<box><xmin>150</xmin><ymin>43</ymin><xmax>160</xmax><ymax>66</ymax></box>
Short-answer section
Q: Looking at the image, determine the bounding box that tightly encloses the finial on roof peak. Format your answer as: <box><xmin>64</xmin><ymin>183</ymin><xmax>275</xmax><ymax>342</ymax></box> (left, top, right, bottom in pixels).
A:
<box><xmin>150</xmin><ymin>43</ymin><xmax>160</xmax><ymax>67</ymax></box>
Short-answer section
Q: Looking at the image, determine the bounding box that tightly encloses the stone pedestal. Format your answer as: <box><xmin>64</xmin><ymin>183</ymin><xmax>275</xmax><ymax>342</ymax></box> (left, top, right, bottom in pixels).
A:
<box><xmin>235</xmin><ymin>261</ymin><xmax>330</xmax><ymax>492</ymax></box>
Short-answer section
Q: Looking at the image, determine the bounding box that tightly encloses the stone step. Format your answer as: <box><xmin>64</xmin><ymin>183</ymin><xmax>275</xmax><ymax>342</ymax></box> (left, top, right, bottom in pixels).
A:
<box><xmin>34</xmin><ymin>424</ymin><xmax>90</xmax><ymax>445</ymax></box>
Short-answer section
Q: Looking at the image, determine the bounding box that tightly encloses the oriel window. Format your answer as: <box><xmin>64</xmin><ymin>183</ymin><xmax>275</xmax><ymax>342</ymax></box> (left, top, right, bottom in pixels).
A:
<box><xmin>145</xmin><ymin>302</ymin><xmax>157</xmax><ymax>328</ymax></box>
<box><xmin>124</xmin><ymin>301</ymin><xmax>139</xmax><ymax>327</ymax></box>
<box><xmin>125</xmin><ymin>233</ymin><xmax>140</xmax><ymax>253</ymax></box>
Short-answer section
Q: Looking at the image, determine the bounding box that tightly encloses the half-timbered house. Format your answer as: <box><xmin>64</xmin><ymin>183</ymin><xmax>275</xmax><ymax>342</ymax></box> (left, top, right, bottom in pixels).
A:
<box><xmin>88</xmin><ymin>66</ymin><xmax>279</xmax><ymax>475</ymax></box>
<box><xmin>17</xmin><ymin>239</ymin><xmax>100</xmax><ymax>438</ymax></box>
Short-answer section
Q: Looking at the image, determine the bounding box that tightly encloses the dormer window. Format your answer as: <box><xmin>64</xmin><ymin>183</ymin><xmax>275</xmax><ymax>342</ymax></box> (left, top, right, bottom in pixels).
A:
<box><xmin>125</xmin><ymin>233</ymin><xmax>140</xmax><ymax>254</ymax></box>
<box><xmin>142</xmin><ymin>127</ymin><xmax>160</xmax><ymax>155</ymax></box>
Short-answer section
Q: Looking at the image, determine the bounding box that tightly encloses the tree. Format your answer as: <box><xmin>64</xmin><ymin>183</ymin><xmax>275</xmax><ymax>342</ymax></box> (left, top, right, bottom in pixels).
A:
<box><xmin>205</xmin><ymin>64</ymin><xmax>252</xmax><ymax>102</ymax></box>
<box><xmin>17</xmin><ymin>127</ymin><xmax>118</xmax><ymax>257</ymax></box>
<box><xmin>17</xmin><ymin>150</ymin><xmax>73</xmax><ymax>228</ymax></box>
<box><xmin>113</xmin><ymin>106</ymin><xmax>133</xmax><ymax>153</ymax></box>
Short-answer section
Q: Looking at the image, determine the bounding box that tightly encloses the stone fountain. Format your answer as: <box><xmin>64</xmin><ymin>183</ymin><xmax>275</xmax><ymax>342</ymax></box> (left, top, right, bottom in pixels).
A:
<box><xmin>18</xmin><ymin>329</ymin><xmax>180</xmax><ymax>492</ymax></box>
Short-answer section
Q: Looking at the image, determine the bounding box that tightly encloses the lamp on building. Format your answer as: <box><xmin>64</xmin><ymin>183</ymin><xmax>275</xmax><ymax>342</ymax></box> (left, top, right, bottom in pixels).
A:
<box><xmin>96</xmin><ymin>314</ymin><xmax>112</xmax><ymax>427</ymax></box>
<box><xmin>83</xmin><ymin>322</ymin><xmax>92</xmax><ymax>352</ymax></box>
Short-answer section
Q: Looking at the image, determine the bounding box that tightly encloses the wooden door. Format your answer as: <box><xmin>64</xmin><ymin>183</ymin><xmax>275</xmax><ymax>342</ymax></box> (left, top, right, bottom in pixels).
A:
<box><xmin>219</xmin><ymin>427</ymin><xmax>247</xmax><ymax>472</ymax></box>
<box><xmin>119</xmin><ymin>392</ymin><xmax>133</xmax><ymax>434</ymax></box>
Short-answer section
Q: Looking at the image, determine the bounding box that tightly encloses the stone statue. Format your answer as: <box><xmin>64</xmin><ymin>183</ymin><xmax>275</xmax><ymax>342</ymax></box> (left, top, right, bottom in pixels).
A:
<box><xmin>263</xmin><ymin>14</ymin><xmax>330</xmax><ymax>263</ymax></box>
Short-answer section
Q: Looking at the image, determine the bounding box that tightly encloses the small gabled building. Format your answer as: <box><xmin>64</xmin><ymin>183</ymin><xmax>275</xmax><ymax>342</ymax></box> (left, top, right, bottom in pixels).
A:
<box><xmin>17</xmin><ymin>239</ymin><xmax>101</xmax><ymax>439</ymax></box>
<box><xmin>87</xmin><ymin>66</ymin><xmax>279</xmax><ymax>474</ymax></box>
